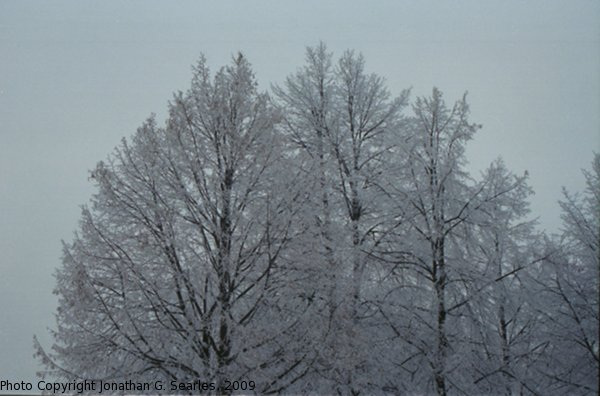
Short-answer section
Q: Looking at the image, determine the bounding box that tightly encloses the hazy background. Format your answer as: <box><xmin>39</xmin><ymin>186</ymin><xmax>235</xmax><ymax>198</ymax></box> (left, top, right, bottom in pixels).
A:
<box><xmin>1</xmin><ymin>0</ymin><xmax>598</xmax><ymax>385</ymax></box>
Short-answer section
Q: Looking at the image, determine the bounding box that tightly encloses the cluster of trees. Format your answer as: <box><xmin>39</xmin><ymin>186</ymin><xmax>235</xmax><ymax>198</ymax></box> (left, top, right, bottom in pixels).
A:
<box><xmin>36</xmin><ymin>45</ymin><xmax>598</xmax><ymax>395</ymax></box>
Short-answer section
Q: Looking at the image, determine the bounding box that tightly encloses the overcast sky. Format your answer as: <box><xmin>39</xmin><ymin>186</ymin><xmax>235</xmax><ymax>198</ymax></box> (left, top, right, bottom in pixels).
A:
<box><xmin>1</xmin><ymin>0</ymin><xmax>598</xmax><ymax>385</ymax></box>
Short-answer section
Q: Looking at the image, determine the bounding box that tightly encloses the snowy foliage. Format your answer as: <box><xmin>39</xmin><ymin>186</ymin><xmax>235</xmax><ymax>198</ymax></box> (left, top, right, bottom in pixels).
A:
<box><xmin>36</xmin><ymin>46</ymin><xmax>598</xmax><ymax>395</ymax></box>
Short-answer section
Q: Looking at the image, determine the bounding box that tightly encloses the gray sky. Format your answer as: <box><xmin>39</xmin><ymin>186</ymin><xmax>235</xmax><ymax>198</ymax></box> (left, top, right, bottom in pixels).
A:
<box><xmin>1</xmin><ymin>0</ymin><xmax>598</xmax><ymax>385</ymax></box>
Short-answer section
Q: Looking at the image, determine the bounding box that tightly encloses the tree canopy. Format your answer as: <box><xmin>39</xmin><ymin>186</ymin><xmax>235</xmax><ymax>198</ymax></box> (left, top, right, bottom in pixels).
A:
<box><xmin>36</xmin><ymin>45</ymin><xmax>599</xmax><ymax>395</ymax></box>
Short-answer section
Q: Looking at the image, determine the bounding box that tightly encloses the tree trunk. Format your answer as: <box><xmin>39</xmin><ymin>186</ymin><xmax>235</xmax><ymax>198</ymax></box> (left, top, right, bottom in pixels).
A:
<box><xmin>433</xmin><ymin>239</ymin><xmax>448</xmax><ymax>396</ymax></box>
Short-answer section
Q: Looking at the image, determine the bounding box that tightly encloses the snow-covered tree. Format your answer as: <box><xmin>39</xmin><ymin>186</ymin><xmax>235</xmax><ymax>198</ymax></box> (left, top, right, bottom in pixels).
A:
<box><xmin>534</xmin><ymin>153</ymin><xmax>599</xmax><ymax>394</ymax></box>
<box><xmin>331</xmin><ymin>49</ymin><xmax>408</xmax><ymax>323</ymax></box>
<box><xmin>465</xmin><ymin>160</ymin><xmax>548</xmax><ymax>394</ymax></box>
<box><xmin>35</xmin><ymin>45</ymin><xmax>596</xmax><ymax>395</ymax></box>
<box><xmin>274</xmin><ymin>43</ymin><xmax>409</xmax><ymax>394</ymax></box>
<box><xmin>372</xmin><ymin>89</ymin><xmax>540</xmax><ymax>395</ymax></box>
<box><xmin>35</xmin><ymin>54</ymin><xmax>302</xmax><ymax>393</ymax></box>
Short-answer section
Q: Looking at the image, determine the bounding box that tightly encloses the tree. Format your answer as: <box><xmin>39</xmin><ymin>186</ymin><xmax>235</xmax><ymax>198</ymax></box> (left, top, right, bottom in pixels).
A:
<box><xmin>330</xmin><ymin>49</ymin><xmax>408</xmax><ymax>324</ymax></box>
<box><xmin>35</xmin><ymin>54</ymin><xmax>301</xmax><ymax>393</ymax></box>
<box><xmin>35</xmin><ymin>45</ymin><xmax>596</xmax><ymax>395</ymax></box>
<box><xmin>273</xmin><ymin>43</ymin><xmax>408</xmax><ymax>394</ymax></box>
<box><xmin>403</xmin><ymin>89</ymin><xmax>481</xmax><ymax>395</ymax></box>
<box><xmin>373</xmin><ymin>89</ymin><xmax>547</xmax><ymax>395</ymax></box>
<box><xmin>534</xmin><ymin>153</ymin><xmax>599</xmax><ymax>394</ymax></box>
<box><xmin>272</xmin><ymin>43</ymin><xmax>344</xmax><ymax>393</ymax></box>
<box><xmin>465</xmin><ymin>160</ymin><xmax>547</xmax><ymax>394</ymax></box>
